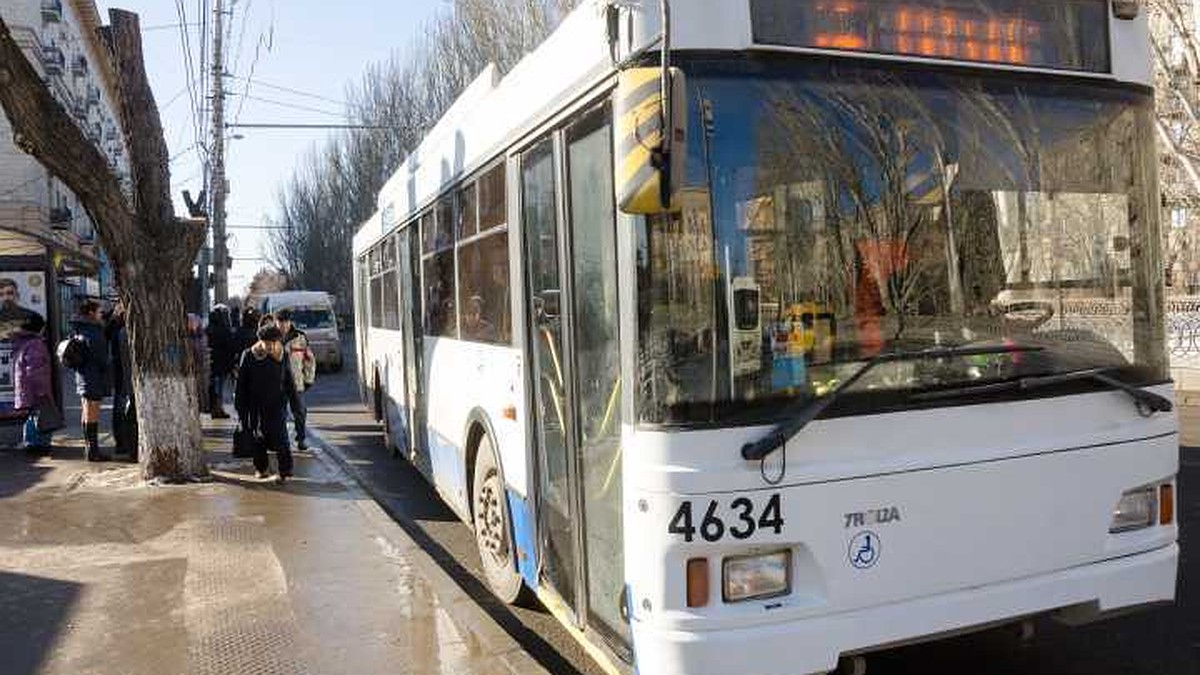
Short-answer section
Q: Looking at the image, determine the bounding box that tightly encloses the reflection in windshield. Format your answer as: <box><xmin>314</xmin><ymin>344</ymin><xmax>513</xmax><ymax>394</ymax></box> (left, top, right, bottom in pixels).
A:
<box><xmin>286</xmin><ymin>307</ymin><xmax>336</xmax><ymax>330</ymax></box>
<box><xmin>636</xmin><ymin>58</ymin><xmax>1166</xmax><ymax>425</ymax></box>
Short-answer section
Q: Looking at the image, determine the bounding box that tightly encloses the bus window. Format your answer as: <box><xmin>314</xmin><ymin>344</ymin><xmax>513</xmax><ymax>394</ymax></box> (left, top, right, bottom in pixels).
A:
<box><xmin>479</xmin><ymin>163</ymin><xmax>507</xmax><ymax>231</ymax></box>
<box><xmin>457</xmin><ymin>231</ymin><xmax>511</xmax><ymax>344</ymax></box>
<box><xmin>423</xmin><ymin>251</ymin><xmax>457</xmax><ymax>338</ymax></box>
<box><xmin>457</xmin><ymin>182</ymin><xmax>478</xmax><ymax>240</ymax></box>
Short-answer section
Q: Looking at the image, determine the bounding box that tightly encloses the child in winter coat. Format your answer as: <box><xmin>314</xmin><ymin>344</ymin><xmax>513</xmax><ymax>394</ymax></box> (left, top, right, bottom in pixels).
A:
<box><xmin>12</xmin><ymin>313</ymin><xmax>55</xmax><ymax>454</ymax></box>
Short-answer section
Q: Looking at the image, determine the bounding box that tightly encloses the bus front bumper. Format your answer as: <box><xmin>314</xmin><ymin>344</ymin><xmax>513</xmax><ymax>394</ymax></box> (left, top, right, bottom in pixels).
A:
<box><xmin>632</xmin><ymin>543</ymin><xmax>1177</xmax><ymax>675</ymax></box>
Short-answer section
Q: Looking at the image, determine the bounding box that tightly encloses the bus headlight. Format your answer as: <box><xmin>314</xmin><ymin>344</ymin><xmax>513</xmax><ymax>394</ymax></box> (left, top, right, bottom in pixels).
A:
<box><xmin>723</xmin><ymin>550</ymin><xmax>791</xmax><ymax>602</ymax></box>
<box><xmin>1110</xmin><ymin>486</ymin><xmax>1157</xmax><ymax>533</ymax></box>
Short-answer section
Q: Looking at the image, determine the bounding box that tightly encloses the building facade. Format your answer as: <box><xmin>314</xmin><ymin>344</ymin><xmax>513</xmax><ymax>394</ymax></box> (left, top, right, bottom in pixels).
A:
<box><xmin>0</xmin><ymin>0</ymin><xmax>130</xmax><ymax>416</ymax></box>
<box><xmin>0</xmin><ymin>0</ymin><xmax>130</xmax><ymax>304</ymax></box>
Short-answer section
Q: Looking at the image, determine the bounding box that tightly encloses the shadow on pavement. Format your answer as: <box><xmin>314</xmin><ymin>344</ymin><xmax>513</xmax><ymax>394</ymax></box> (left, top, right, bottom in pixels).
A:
<box><xmin>0</xmin><ymin>571</ymin><xmax>81</xmax><ymax>675</ymax></box>
<box><xmin>0</xmin><ymin>448</ymin><xmax>55</xmax><ymax>499</ymax></box>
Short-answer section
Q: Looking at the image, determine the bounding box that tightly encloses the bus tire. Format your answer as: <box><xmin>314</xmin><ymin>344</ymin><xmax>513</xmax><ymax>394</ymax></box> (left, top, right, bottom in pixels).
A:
<box><xmin>472</xmin><ymin>435</ymin><xmax>526</xmax><ymax>605</ymax></box>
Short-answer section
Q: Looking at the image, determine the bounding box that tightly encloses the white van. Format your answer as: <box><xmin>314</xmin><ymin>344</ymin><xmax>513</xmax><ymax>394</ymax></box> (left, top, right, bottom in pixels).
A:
<box><xmin>259</xmin><ymin>291</ymin><xmax>343</xmax><ymax>372</ymax></box>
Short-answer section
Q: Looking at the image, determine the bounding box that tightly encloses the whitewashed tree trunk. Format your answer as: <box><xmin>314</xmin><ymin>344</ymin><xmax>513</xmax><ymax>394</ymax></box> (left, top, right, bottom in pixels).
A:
<box><xmin>0</xmin><ymin>10</ymin><xmax>209</xmax><ymax>481</ymax></box>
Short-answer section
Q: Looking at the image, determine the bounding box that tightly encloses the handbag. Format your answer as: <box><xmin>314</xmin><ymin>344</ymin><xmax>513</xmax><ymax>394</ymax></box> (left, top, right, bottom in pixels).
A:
<box><xmin>34</xmin><ymin>400</ymin><xmax>64</xmax><ymax>433</ymax></box>
<box><xmin>232</xmin><ymin>421</ymin><xmax>262</xmax><ymax>458</ymax></box>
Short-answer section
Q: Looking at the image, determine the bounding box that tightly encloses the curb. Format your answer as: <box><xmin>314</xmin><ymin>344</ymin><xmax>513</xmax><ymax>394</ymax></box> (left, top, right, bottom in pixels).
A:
<box><xmin>304</xmin><ymin>426</ymin><xmax>550</xmax><ymax>675</ymax></box>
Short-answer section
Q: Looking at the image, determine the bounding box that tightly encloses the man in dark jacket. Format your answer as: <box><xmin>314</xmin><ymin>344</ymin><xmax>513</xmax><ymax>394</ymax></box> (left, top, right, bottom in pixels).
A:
<box><xmin>234</xmin><ymin>324</ymin><xmax>302</xmax><ymax>483</ymax></box>
<box><xmin>206</xmin><ymin>305</ymin><xmax>236</xmax><ymax>419</ymax></box>
<box><xmin>107</xmin><ymin>302</ymin><xmax>136</xmax><ymax>460</ymax></box>
<box><xmin>71</xmin><ymin>299</ymin><xmax>110</xmax><ymax>462</ymax></box>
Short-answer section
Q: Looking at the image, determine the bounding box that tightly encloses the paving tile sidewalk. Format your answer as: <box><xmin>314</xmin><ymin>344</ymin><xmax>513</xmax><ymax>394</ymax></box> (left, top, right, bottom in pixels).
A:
<box><xmin>0</xmin><ymin>414</ymin><xmax>546</xmax><ymax>675</ymax></box>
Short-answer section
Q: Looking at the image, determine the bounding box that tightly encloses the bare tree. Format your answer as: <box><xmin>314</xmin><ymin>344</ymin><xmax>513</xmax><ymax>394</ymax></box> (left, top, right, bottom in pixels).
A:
<box><xmin>1149</xmin><ymin>0</ymin><xmax>1200</xmax><ymax>289</ymax></box>
<box><xmin>269</xmin><ymin>0</ymin><xmax>579</xmax><ymax>305</ymax></box>
<box><xmin>0</xmin><ymin>10</ymin><xmax>208</xmax><ymax>481</ymax></box>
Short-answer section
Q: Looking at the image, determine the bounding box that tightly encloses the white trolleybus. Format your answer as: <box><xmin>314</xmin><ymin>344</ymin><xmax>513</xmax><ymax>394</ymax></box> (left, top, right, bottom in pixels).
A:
<box><xmin>353</xmin><ymin>1</ymin><xmax>1179</xmax><ymax>673</ymax></box>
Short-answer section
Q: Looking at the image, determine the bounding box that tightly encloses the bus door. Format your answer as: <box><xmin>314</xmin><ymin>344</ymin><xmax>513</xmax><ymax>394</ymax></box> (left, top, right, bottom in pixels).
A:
<box><xmin>520</xmin><ymin>104</ymin><xmax>629</xmax><ymax>650</ymax></box>
<box><xmin>397</xmin><ymin>227</ymin><xmax>428</xmax><ymax>472</ymax></box>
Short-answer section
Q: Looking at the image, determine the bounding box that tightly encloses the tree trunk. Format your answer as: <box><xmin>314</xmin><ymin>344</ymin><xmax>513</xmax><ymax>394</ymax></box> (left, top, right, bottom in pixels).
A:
<box><xmin>0</xmin><ymin>9</ymin><xmax>209</xmax><ymax>481</ymax></box>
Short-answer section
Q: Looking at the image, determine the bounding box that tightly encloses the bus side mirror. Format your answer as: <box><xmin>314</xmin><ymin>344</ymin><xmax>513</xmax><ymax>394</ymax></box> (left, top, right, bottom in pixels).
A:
<box><xmin>615</xmin><ymin>67</ymin><xmax>687</xmax><ymax>214</ymax></box>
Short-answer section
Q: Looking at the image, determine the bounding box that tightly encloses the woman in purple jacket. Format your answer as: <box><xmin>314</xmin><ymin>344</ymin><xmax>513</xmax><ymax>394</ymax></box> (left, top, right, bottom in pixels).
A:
<box><xmin>12</xmin><ymin>313</ymin><xmax>55</xmax><ymax>454</ymax></box>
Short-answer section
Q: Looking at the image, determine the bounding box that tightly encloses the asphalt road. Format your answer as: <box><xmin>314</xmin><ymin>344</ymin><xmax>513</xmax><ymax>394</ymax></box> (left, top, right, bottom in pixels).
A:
<box><xmin>304</xmin><ymin>349</ymin><xmax>1198</xmax><ymax>675</ymax></box>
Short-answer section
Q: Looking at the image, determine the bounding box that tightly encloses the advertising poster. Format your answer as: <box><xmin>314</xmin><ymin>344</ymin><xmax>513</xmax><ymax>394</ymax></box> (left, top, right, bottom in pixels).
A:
<box><xmin>0</xmin><ymin>271</ymin><xmax>48</xmax><ymax>408</ymax></box>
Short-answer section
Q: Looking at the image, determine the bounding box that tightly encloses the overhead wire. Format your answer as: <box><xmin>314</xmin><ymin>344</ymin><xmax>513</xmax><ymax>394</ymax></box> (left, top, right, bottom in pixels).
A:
<box><xmin>173</xmin><ymin>0</ymin><xmax>207</xmax><ymax>169</ymax></box>
<box><xmin>226</xmin><ymin>74</ymin><xmax>347</xmax><ymax>107</ymax></box>
<box><xmin>241</xmin><ymin>95</ymin><xmax>345</xmax><ymax>118</ymax></box>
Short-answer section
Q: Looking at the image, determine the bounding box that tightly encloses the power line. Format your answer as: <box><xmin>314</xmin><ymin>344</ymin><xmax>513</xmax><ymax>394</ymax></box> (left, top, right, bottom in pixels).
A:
<box><xmin>160</xmin><ymin>86</ymin><xmax>189</xmax><ymax>112</ymax></box>
<box><xmin>227</xmin><ymin>123</ymin><xmax>402</xmax><ymax>130</ymax></box>
<box><xmin>0</xmin><ymin>173</ymin><xmax>47</xmax><ymax>200</ymax></box>
<box><xmin>241</xmin><ymin>94</ymin><xmax>345</xmax><ymax>118</ymax></box>
<box><xmin>226</xmin><ymin>74</ymin><xmax>346</xmax><ymax>107</ymax></box>
<box><xmin>142</xmin><ymin>21</ymin><xmax>201</xmax><ymax>32</ymax></box>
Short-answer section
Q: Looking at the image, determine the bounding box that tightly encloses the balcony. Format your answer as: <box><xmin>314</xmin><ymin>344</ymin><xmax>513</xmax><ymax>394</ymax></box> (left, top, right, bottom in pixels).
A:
<box><xmin>41</xmin><ymin>0</ymin><xmax>63</xmax><ymax>23</ymax></box>
<box><xmin>41</xmin><ymin>44</ymin><xmax>64</xmax><ymax>76</ymax></box>
<box><xmin>72</xmin><ymin>55</ymin><xmax>88</xmax><ymax>78</ymax></box>
<box><xmin>49</xmin><ymin>206</ymin><xmax>72</xmax><ymax>230</ymax></box>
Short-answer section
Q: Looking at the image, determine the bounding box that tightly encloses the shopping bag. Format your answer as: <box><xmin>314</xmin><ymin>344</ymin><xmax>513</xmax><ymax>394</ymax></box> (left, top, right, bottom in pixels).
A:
<box><xmin>232</xmin><ymin>424</ymin><xmax>261</xmax><ymax>458</ymax></box>
<box><xmin>34</xmin><ymin>400</ymin><xmax>64</xmax><ymax>433</ymax></box>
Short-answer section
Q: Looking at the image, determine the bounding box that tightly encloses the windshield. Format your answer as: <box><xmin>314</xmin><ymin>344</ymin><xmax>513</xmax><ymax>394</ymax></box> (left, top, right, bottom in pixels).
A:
<box><xmin>636</xmin><ymin>58</ymin><xmax>1166</xmax><ymax>426</ymax></box>
<box><xmin>286</xmin><ymin>306</ymin><xmax>336</xmax><ymax>330</ymax></box>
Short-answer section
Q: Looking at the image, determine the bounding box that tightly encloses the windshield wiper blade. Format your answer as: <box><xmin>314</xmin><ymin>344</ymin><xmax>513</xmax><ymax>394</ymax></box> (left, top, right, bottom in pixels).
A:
<box><xmin>912</xmin><ymin>367</ymin><xmax>1173</xmax><ymax>414</ymax></box>
<box><xmin>740</xmin><ymin>344</ymin><xmax>1043</xmax><ymax>461</ymax></box>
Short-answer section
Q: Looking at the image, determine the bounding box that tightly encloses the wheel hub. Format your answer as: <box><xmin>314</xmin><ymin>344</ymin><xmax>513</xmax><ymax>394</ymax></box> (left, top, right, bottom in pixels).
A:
<box><xmin>477</xmin><ymin>476</ymin><xmax>507</xmax><ymax>559</ymax></box>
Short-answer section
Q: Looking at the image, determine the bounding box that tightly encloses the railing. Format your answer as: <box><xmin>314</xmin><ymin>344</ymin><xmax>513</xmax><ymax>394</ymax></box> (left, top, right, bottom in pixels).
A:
<box><xmin>41</xmin><ymin>45</ymin><xmax>64</xmax><ymax>75</ymax></box>
<box><xmin>48</xmin><ymin>206</ymin><xmax>72</xmax><ymax>229</ymax></box>
<box><xmin>41</xmin><ymin>0</ymin><xmax>63</xmax><ymax>23</ymax></box>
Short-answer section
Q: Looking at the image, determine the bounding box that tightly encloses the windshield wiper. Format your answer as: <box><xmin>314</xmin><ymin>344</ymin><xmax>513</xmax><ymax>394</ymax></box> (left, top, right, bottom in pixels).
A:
<box><xmin>910</xmin><ymin>367</ymin><xmax>1173</xmax><ymax>414</ymax></box>
<box><xmin>741</xmin><ymin>344</ymin><xmax>1043</xmax><ymax>461</ymax></box>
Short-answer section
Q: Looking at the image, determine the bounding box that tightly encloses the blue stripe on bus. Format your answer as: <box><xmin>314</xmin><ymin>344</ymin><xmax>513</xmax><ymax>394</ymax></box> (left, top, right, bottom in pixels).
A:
<box><xmin>507</xmin><ymin>488</ymin><xmax>538</xmax><ymax>587</ymax></box>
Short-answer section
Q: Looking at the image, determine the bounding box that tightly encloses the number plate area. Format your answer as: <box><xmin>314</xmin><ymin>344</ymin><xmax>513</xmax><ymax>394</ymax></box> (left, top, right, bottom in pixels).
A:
<box><xmin>626</xmin><ymin>435</ymin><xmax>1177</xmax><ymax>631</ymax></box>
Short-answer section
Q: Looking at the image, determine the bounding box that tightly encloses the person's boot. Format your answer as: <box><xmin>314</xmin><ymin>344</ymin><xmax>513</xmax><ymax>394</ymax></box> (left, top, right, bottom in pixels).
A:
<box><xmin>85</xmin><ymin>422</ymin><xmax>110</xmax><ymax>462</ymax></box>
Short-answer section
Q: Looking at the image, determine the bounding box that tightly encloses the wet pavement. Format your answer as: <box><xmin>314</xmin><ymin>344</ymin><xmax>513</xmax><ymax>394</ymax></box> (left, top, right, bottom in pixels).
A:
<box><xmin>0</xmin><ymin>407</ymin><xmax>548</xmax><ymax>675</ymax></box>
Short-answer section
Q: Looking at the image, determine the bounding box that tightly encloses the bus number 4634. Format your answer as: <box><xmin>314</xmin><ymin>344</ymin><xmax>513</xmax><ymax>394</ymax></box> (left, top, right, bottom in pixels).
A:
<box><xmin>668</xmin><ymin>494</ymin><xmax>785</xmax><ymax>543</ymax></box>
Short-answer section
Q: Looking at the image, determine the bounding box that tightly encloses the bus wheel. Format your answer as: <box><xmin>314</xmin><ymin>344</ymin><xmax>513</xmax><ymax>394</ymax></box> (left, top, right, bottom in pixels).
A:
<box><xmin>472</xmin><ymin>435</ymin><xmax>525</xmax><ymax>604</ymax></box>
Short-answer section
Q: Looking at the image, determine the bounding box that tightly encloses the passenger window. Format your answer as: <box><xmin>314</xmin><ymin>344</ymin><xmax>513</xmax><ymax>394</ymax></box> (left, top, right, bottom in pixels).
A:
<box><xmin>423</xmin><ymin>250</ymin><xmax>457</xmax><ymax>338</ymax></box>
<box><xmin>458</xmin><ymin>183</ymin><xmax>478</xmax><ymax>239</ymax></box>
<box><xmin>436</xmin><ymin>197</ymin><xmax>455</xmax><ymax>250</ymax></box>
<box><xmin>421</xmin><ymin>212</ymin><xmax>436</xmax><ymax>254</ymax></box>
<box><xmin>457</xmin><ymin>231</ymin><xmax>511</xmax><ymax>345</ymax></box>
<box><xmin>479</xmin><ymin>163</ymin><xmax>507</xmax><ymax>231</ymax></box>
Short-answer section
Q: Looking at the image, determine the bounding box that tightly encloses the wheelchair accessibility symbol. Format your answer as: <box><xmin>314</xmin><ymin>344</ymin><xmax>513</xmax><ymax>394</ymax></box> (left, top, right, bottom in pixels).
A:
<box><xmin>848</xmin><ymin>531</ymin><xmax>881</xmax><ymax>569</ymax></box>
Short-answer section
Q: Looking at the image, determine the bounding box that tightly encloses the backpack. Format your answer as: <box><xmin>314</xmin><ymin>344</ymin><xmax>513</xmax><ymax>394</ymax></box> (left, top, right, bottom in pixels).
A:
<box><xmin>57</xmin><ymin>334</ymin><xmax>91</xmax><ymax>371</ymax></box>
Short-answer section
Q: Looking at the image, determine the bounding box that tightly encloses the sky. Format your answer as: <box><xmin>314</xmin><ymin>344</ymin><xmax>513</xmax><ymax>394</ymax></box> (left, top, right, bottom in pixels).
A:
<box><xmin>95</xmin><ymin>0</ymin><xmax>444</xmax><ymax>296</ymax></box>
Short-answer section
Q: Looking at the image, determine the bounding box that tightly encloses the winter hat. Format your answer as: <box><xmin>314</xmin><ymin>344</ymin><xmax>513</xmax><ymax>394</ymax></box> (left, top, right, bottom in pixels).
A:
<box><xmin>257</xmin><ymin>325</ymin><xmax>283</xmax><ymax>342</ymax></box>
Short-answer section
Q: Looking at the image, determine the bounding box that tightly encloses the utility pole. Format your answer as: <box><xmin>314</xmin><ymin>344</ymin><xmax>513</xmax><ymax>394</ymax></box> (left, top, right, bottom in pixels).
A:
<box><xmin>209</xmin><ymin>0</ymin><xmax>229</xmax><ymax>303</ymax></box>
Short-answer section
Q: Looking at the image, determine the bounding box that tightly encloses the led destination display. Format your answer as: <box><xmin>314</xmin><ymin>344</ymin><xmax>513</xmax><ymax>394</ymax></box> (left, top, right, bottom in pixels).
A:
<box><xmin>750</xmin><ymin>0</ymin><xmax>1111</xmax><ymax>73</ymax></box>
